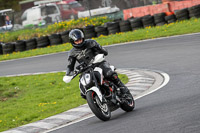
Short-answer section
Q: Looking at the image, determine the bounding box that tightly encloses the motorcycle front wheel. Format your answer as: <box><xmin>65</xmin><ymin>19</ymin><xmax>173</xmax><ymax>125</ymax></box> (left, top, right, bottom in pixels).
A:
<box><xmin>86</xmin><ymin>91</ymin><xmax>111</xmax><ymax>121</ymax></box>
<box><xmin>120</xmin><ymin>92</ymin><xmax>135</xmax><ymax>112</ymax></box>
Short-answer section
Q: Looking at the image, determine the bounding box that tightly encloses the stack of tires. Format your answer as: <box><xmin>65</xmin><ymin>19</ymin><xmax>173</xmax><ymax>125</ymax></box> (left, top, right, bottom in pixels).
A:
<box><xmin>142</xmin><ymin>15</ymin><xmax>155</xmax><ymax>28</ymax></box>
<box><xmin>165</xmin><ymin>14</ymin><xmax>177</xmax><ymax>24</ymax></box>
<box><xmin>2</xmin><ymin>42</ymin><xmax>15</xmax><ymax>54</ymax></box>
<box><xmin>174</xmin><ymin>8</ymin><xmax>189</xmax><ymax>21</ymax></box>
<box><xmin>26</xmin><ymin>38</ymin><xmax>37</xmax><ymax>50</ymax></box>
<box><xmin>95</xmin><ymin>26</ymin><xmax>108</xmax><ymax>37</ymax></box>
<box><xmin>188</xmin><ymin>5</ymin><xmax>200</xmax><ymax>18</ymax></box>
<box><xmin>15</xmin><ymin>40</ymin><xmax>26</xmax><ymax>52</ymax></box>
<box><xmin>106</xmin><ymin>22</ymin><xmax>120</xmax><ymax>35</ymax></box>
<box><xmin>60</xmin><ymin>30</ymin><xmax>70</xmax><ymax>43</ymax></box>
<box><xmin>49</xmin><ymin>33</ymin><xmax>62</xmax><ymax>46</ymax></box>
<box><xmin>0</xmin><ymin>43</ymin><xmax>3</xmax><ymax>55</ymax></box>
<box><xmin>83</xmin><ymin>26</ymin><xmax>96</xmax><ymax>39</ymax></box>
<box><xmin>36</xmin><ymin>36</ymin><xmax>50</xmax><ymax>48</ymax></box>
<box><xmin>154</xmin><ymin>13</ymin><xmax>167</xmax><ymax>26</ymax></box>
<box><xmin>119</xmin><ymin>20</ymin><xmax>132</xmax><ymax>32</ymax></box>
<box><xmin>2</xmin><ymin>4</ymin><xmax>200</xmax><ymax>56</ymax></box>
<box><xmin>129</xmin><ymin>18</ymin><xmax>143</xmax><ymax>30</ymax></box>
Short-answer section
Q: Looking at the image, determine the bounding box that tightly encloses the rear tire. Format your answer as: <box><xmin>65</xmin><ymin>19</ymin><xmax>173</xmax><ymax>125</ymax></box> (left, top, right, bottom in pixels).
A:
<box><xmin>86</xmin><ymin>91</ymin><xmax>111</xmax><ymax>121</ymax></box>
<box><xmin>120</xmin><ymin>92</ymin><xmax>135</xmax><ymax>112</ymax></box>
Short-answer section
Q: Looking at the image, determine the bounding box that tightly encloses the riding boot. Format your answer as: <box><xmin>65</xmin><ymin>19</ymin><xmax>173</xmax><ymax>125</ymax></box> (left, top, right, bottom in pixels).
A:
<box><xmin>111</xmin><ymin>73</ymin><xmax>130</xmax><ymax>95</ymax></box>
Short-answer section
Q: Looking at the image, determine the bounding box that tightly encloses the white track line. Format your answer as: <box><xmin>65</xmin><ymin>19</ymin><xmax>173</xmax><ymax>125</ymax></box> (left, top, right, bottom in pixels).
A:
<box><xmin>135</xmin><ymin>72</ymin><xmax>170</xmax><ymax>100</ymax></box>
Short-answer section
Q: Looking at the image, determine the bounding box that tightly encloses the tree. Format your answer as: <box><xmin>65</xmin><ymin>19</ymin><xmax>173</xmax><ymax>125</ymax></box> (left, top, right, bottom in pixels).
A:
<box><xmin>0</xmin><ymin>0</ymin><xmax>22</xmax><ymax>11</ymax></box>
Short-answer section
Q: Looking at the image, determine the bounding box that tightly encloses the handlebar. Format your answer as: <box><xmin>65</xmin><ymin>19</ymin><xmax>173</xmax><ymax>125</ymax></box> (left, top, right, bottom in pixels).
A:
<box><xmin>71</xmin><ymin>62</ymin><xmax>98</xmax><ymax>80</ymax></box>
<box><xmin>70</xmin><ymin>54</ymin><xmax>105</xmax><ymax>80</ymax></box>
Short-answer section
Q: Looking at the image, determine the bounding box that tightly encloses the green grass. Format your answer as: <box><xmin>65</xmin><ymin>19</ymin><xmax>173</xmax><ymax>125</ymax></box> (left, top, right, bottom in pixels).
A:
<box><xmin>1</xmin><ymin>18</ymin><xmax>200</xmax><ymax>61</ymax></box>
<box><xmin>0</xmin><ymin>17</ymin><xmax>111</xmax><ymax>42</ymax></box>
<box><xmin>0</xmin><ymin>72</ymin><xmax>128</xmax><ymax>132</ymax></box>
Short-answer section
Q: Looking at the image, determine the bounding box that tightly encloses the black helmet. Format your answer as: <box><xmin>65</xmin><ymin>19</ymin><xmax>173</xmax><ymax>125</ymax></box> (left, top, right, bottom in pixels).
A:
<box><xmin>69</xmin><ymin>29</ymin><xmax>85</xmax><ymax>48</ymax></box>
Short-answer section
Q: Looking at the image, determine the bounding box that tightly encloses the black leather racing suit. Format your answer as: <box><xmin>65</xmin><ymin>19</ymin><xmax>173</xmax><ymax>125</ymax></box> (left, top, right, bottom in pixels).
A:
<box><xmin>66</xmin><ymin>39</ymin><xmax>129</xmax><ymax>96</ymax></box>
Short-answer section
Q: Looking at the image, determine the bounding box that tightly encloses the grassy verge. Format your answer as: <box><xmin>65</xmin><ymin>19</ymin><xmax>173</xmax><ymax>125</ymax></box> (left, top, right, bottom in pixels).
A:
<box><xmin>0</xmin><ymin>17</ymin><xmax>111</xmax><ymax>42</ymax></box>
<box><xmin>1</xmin><ymin>18</ymin><xmax>200</xmax><ymax>61</ymax></box>
<box><xmin>0</xmin><ymin>72</ymin><xmax>128</xmax><ymax>132</ymax></box>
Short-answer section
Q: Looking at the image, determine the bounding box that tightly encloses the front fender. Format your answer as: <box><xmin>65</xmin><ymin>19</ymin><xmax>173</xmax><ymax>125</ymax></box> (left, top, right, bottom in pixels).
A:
<box><xmin>86</xmin><ymin>86</ymin><xmax>103</xmax><ymax>102</ymax></box>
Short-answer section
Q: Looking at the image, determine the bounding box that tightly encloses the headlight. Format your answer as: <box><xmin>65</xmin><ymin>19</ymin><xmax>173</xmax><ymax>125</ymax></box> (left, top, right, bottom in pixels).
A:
<box><xmin>80</xmin><ymin>73</ymin><xmax>91</xmax><ymax>86</ymax></box>
<box><xmin>85</xmin><ymin>74</ymin><xmax>91</xmax><ymax>84</ymax></box>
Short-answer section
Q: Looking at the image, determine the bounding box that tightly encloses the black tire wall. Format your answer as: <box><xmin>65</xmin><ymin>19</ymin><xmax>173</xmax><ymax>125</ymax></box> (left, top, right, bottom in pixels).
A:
<box><xmin>26</xmin><ymin>38</ymin><xmax>37</xmax><ymax>50</ymax></box>
<box><xmin>2</xmin><ymin>42</ymin><xmax>15</xmax><ymax>54</ymax></box>
<box><xmin>36</xmin><ymin>36</ymin><xmax>50</xmax><ymax>48</ymax></box>
<box><xmin>49</xmin><ymin>34</ymin><xmax>62</xmax><ymax>46</ymax></box>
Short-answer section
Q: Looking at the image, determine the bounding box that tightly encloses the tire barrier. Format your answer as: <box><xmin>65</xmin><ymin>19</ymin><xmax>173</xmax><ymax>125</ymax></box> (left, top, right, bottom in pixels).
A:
<box><xmin>95</xmin><ymin>26</ymin><xmax>108</xmax><ymax>37</ymax></box>
<box><xmin>83</xmin><ymin>25</ymin><xmax>96</xmax><ymax>39</ymax></box>
<box><xmin>2</xmin><ymin>42</ymin><xmax>15</xmax><ymax>54</ymax></box>
<box><xmin>49</xmin><ymin>33</ymin><xmax>62</xmax><ymax>46</ymax></box>
<box><xmin>123</xmin><ymin>0</ymin><xmax>200</xmax><ymax>20</ymax></box>
<box><xmin>36</xmin><ymin>36</ymin><xmax>50</xmax><ymax>48</ymax></box>
<box><xmin>15</xmin><ymin>40</ymin><xmax>26</xmax><ymax>52</ymax></box>
<box><xmin>1</xmin><ymin>4</ymin><xmax>200</xmax><ymax>56</ymax></box>
<box><xmin>129</xmin><ymin>18</ymin><xmax>143</xmax><ymax>31</ymax></box>
<box><xmin>174</xmin><ymin>8</ymin><xmax>189</xmax><ymax>21</ymax></box>
<box><xmin>106</xmin><ymin>22</ymin><xmax>120</xmax><ymax>35</ymax></box>
<box><xmin>154</xmin><ymin>13</ymin><xmax>167</xmax><ymax>26</ymax></box>
<box><xmin>0</xmin><ymin>43</ymin><xmax>3</xmax><ymax>55</ymax></box>
<box><xmin>142</xmin><ymin>15</ymin><xmax>155</xmax><ymax>28</ymax></box>
<box><xmin>60</xmin><ymin>30</ymin><xmax>70</xmax><ymax>43</ymax></box>
<box><xmin>26</xmin><ymin>38</ymin><xmax>37</xmax><ymax>50</ymax></box>
<box><xmin>119</xmin><ymin>20</ymin><xmax>132</xmax><ymax>32</ymax></box>
<box><xmin>188</xmin><ymin>5</ymin><xmax>200</xmax><ymax>18</ymax></box>
<box><xmin>165</xmin><ymin>14</ymin><xmax>177</xmax><ymax>24</ymax></box>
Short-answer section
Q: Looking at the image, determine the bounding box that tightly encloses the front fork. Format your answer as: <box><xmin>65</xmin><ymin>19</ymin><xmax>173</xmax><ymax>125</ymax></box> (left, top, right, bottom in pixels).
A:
<box><xmin>86</xmin><ymin>86</ymin><xmax>104</xmax><ymax>102</ymax></box>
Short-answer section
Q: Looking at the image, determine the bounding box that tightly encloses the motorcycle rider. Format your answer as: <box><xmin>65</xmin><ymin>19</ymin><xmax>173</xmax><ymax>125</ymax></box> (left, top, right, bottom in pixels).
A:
<box><xmin>66</xmin><ymin>29</ymin><xmax>130</xmax><ymax>98</ymax></box>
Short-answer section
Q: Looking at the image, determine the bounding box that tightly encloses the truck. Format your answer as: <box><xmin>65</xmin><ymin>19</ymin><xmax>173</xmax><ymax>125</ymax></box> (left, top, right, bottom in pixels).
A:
<box><xmin>21</xmin><ymin>0</ymin><xmax>85</xmax><ymax>27</ymax></box>
<box><xmin>56</xmin><ymin>0</ymin><xmax>85</xmax><ymax>20</ymax></box>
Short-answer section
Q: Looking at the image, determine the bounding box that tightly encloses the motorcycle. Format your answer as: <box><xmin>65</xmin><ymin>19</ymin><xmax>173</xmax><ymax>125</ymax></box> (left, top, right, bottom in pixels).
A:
<box><xmin>63</xmin><ymin>54</ymin><xmax>135</xmax><ymax>121</ymax></box>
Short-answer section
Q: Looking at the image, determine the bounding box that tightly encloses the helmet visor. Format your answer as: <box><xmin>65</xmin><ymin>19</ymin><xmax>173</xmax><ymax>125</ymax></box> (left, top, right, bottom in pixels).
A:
<box><xmin>74</xmin><ymin>39</ymin><xmax>83</xmax><ymax>45</ymax></box>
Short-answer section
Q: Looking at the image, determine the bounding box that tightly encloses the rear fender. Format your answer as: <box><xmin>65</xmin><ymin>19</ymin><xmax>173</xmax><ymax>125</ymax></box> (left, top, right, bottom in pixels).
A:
<box><xmin>86</xmin><ymin>86</ymin><xmax>103</xmax><ymax>102</ymax></box>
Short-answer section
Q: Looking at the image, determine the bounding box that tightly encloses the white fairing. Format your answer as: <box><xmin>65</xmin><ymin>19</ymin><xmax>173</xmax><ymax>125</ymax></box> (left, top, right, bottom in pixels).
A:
<box><xmin>110</xmin><ymin>65</ymin><xmax>115</xmax><ymax>71</ymax></box>
<box><xmin>93</xmin><ymin>54</ymin><xmax>105</xmax><ymax>64</ymax></box>
<box><xmin>94</xmin><ymin>67</ymin><xmax>103</xmax><ymax>85</ymax></box>
<box><xmin>63</xmin><ymin>76</ymin><xmax>73</xmax><ymax>83</ymax></box>
<box><xmin>86</xmin><ymin>86</ymin><xmax>103</xmax><ymax>102</ymax></box>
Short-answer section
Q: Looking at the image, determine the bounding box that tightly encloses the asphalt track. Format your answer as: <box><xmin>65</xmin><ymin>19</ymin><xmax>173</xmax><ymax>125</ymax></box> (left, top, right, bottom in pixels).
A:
<box><xmin>1</xmin><ymin>33</ymin><xmax>200</xmax><ymax>133</ymax></box>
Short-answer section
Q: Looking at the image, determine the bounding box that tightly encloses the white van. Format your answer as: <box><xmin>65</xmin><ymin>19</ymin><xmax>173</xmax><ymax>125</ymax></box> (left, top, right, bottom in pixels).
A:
<box><xmin>21</xmin><ymin>3</ymin><xmax>61</xmax><ymax>27</ymax></box>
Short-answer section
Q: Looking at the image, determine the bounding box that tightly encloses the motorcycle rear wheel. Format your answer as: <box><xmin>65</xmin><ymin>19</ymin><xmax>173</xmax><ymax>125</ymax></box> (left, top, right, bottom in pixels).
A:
<box><xmin>120</xmin><ymin>92</ymin><xmax>135</xmax><ymax>112</ymax></box>
<box><xmin>86</xmin><ymin>91</ymin><xmax>111</xmax><ymax>121</ymax></box>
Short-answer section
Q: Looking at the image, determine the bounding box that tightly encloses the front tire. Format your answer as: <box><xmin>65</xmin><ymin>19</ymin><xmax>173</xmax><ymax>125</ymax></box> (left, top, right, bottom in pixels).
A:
<box><xmin>86</xmin><ymin>91</ymin><xmax>111</xmax><ymax>121</ymax></box>
<box><xmin>120</xmin><ymin>92</ymin><xmax>135</xmax><ymax>112</ymax></box>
